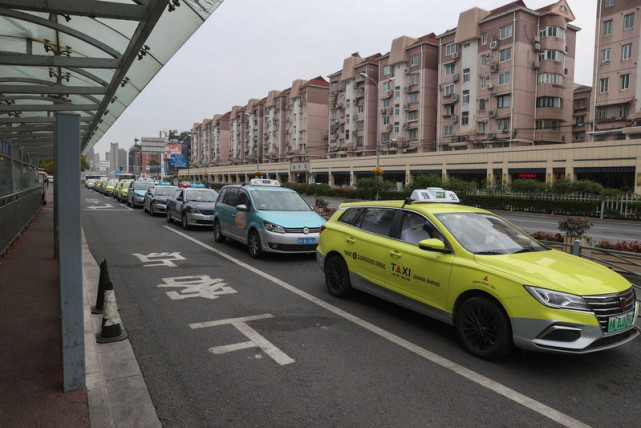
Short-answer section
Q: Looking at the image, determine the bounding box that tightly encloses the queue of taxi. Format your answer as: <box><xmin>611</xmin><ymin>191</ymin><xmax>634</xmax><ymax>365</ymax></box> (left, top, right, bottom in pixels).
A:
<box><xmin>87</xmin><ymin>178</ymin><xmax>639</xmax><ymax>359</ymax></box>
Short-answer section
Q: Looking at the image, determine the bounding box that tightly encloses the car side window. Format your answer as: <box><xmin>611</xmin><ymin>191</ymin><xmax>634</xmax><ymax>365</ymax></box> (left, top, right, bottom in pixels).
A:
<box><xmin>237</xmin><ymin>190</ymin><xmax>250</xmax><ymax>208</ymax></box>
<box><xmin>217</xmin><ymin>187</ymin><xmax>228</xmax><ymax>203</ymax></box>
<box><xmin>223</xmin><ymin>188</ymin><xmax>239</xmax><ymax>206</ymax></box>
<box><xmin>400</xmin><ymin>212</ymin><xmax>432</xmax><ymax>245</ymax></box>
<box><xmin>358</xmin><ymin>208</ymin><xmax>396</xmax><ymax>236</ymax></box>
<box><xmin>338</xmin><ymin>208</ymin><xmax>361</xmax><ymax>225</ymax></box>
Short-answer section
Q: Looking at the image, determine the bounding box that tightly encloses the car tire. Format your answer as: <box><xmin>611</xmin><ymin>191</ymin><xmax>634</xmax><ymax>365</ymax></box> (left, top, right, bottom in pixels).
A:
<box><xmin>455</xmin><ymin>296</ymin><xmax>513</xmax><ymax>360</ymax></box>
<box><xmin>166</xmin><ymin>210</ymin><xmax>173</xmax><ymax>223</ymax></box>
<box><xmin>248</xmin><ymin>230</ymin><xmax>263</xmax><ymax>258</ymax></box>
<box><xmin>181</xmin><ymin>213</ymin><xmax>189</xmax><ymax>230</ymax></box>
<box><xmin>324</xmin><ymin>255</ymin><xmax>352</xmax><ymax>297</ymax></box>
<box><xmin>213</xmin><ymin>219</ymin><xmax>226</xmax><ymax>243</ymax></box>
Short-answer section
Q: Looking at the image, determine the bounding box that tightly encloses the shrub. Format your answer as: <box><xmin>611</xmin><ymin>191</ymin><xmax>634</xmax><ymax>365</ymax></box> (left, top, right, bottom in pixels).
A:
<box><xmin>510</xmin><ymin>178</ymin><xmax>549</xmax><ymax>193</ymax></box>
<box><xmin>551</xmin><ymin>178</ymin><xmax>572</xmax><ymax>195</ymax></box>
<box><xmin>558</xmin><ymin>217</ymin><xmax>593</xmax><ymax>238</ymax></box>
<box><xmin>571</xmin><ymin>180</ymin><xmax>604</xmax><ymax>195</ymax></box>
<box><xmin>596</xmin><ymin>240</ymin><xmax>641</xmax><ymax>253</ymax></box>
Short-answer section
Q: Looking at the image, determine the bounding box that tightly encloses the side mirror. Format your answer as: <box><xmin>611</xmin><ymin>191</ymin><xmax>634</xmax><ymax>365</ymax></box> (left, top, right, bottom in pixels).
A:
<box><xmin>235</xmin><ymin>204</ymin><xmax>249</xmax><ymax>212</ymax></box>
<box><xmin>418</xmin><ymin>238</ymin><xmax>448</xmax><ymax>253</ymax></box>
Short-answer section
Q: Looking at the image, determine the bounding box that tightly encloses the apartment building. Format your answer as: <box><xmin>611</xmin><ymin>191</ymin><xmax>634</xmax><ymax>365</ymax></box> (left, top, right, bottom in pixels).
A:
<box><xmin>263</xmin><ymin>90</ymin><xmax>283</xmax><ymax>162</ymax></box>
<box><xmin>592</xmin><ymin>0</ymin><xmax>641</xmax><ymax>141</ymax></box>
<box><xmin>191</xmin><ymin>122</ymin><xmax>201</xmax><ymax>165</ymax></box>
<box><xmin>212</xmin><ymin>113</ymin><xmax>230</xmax><ymax>166</ymax></box>
<box><xmin>573</xmin><ymin>84</ymin><xmax>591</xmax><ymax>142</ymax></box>
<box><xmin>437</xmin><ymin>0</ymin><xmax>577</xmax><ymax>150</ymax></box>
<box><xmin>285</xmin><ymin>77</ymin><xmax>329</xmax><ymax>163</ymax></box>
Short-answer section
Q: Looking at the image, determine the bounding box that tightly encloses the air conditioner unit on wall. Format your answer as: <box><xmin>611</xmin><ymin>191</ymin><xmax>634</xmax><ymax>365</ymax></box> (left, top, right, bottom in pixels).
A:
<box><xmin>451</xmin><ymin>93</ymin><xmax>459</xmax><ymax>102</ymax></box>
<box><xmin>490</xmin><ymin>41</ymin><xmax>498</xmax><ymax>49</ymax></box>
<box><xmin>452</xmin><ymin>52</ymin><xmax>460</xmax><ymax>59</ymax></box>
<box><xmin>489</xmin><ymin>63</ymin><xmax>498</xmax><ymax>72</ymax></box>
<box><xmin>532</xmin><ymin>60</ymin><xmax>540</xmax><ymax>69</ymax></box>
<box><xmin>452</xmin><ymin>73</ymin><xmax>460</xmax><ymax>82</ymax></box>
<box><xmin>489</xmin><ymin>110</ymin><xmax>497</xmax><ymax>117</ymax></box>
<box><xmin>451</xmin><ymin>114</ymin><xmax>458</xmax><ymax>123</ymax></box>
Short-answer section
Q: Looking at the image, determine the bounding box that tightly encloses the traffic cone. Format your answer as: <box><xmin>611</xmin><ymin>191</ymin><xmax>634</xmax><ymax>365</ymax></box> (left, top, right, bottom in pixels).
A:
<box><xmin>96</xmin><ymin>280</ymin><xmax>127</xmax><ymax>343</ymax></box>
<box><xmin>91</xmin><ymin>259</ymin><xmax>109</xmax><ymax>314</ymax></box>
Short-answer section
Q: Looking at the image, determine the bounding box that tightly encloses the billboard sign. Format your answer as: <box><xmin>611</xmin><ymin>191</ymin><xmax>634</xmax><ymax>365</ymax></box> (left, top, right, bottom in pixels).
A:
<box><xmin>166</xmin><ymin>144</ymin><xmax>182</xmax><ymax>155</ymax></box>
<box><xmin>171</xmin><ymin>154</ymin><xmax>187</xmax><ymax>167</ymax></box>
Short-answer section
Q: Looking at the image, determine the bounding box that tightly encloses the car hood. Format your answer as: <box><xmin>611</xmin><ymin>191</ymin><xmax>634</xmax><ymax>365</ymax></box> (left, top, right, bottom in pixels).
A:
<box><xmin>474</xmin><ymin>250</ymin><xmax>631</xmax><ymax>295</ymax></box>
<box><xmin>258</xmin><ymin>210</ymin><xmax>325</xmax><ymax>228</ymax></box>
<box><xmin>152</xmin><ymin>196</ymin><xmax>170</xmax><ymax>202</ymax></box>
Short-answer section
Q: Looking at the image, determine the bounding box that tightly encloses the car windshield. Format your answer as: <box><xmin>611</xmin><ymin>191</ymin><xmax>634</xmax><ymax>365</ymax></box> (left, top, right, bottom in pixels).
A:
<box><xmin>186</xmin><ymin>189</ymin><xmax>217</xmax><ymax>202</ymax></box>
<box><xmin>435</xmin><ymin>212</ymin><xmax>547</xmax><ymax>255</ymax></box>
<box><xmin>155</xmin><ymin>186</ymin><xmax>175</xmax><ymax>196</ymax></box>
<box><xmin>134</xmin><ymin>182</ymin><xmax>155</xmax><ymax>191</ymax></box>
<box><xmin>123</xmin><ymin>182</ymin><xmax>132</xmax><ymax>188</ymax></box>
<box><xmin>250</xmin><ymin>189</ymin><xmax>312</xmax><ymax>211</ymax></box>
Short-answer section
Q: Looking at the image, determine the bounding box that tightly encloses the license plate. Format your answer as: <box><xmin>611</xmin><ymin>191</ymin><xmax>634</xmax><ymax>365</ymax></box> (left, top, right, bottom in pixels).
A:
<box><xmin>297</xmin><ymin>237</ymin><xmax>316</xmax><ymax>245</ymax></box>
<box><xmin>607</xmin><ymin>311</ymin><xmax>635</xmax><ymax>332</ymax></box>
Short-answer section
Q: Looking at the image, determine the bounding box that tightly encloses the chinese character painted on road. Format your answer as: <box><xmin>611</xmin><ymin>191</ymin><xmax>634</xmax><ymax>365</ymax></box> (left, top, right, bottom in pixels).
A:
<box><xmin>132</xmin><ymin>252</ymin><xmax>185</xmax><ymax>267</ymax></box>
<box><xmin>157</xmin><ymin>275</ymin><xmax>236</xmax><ymax>300</ymax></box>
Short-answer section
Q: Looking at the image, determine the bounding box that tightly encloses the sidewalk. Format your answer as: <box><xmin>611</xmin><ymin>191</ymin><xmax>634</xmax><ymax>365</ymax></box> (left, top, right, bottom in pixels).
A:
<box><xmin>0</xmin><ymin>187</ymin><xmax>159</xmax><ymax>427</ymax></box>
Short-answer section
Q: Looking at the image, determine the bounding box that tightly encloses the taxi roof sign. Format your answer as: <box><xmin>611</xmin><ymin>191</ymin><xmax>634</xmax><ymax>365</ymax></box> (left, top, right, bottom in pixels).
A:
<box><xmin>410</xmin><ymin>188</ymin><xmax>460</xmax><ymax>203</ymax></box>
<box><xmin>249</xmin><ymin>178</ymin><xmax>280</xmax><ymax>186</ymax></box>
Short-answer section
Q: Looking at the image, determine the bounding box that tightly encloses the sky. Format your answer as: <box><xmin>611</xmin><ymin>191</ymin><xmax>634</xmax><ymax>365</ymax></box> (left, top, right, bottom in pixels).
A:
<box><xmin>93</xmin><ymin>0</ymin><xmax>598</xmax><ymax>158</ymax></box>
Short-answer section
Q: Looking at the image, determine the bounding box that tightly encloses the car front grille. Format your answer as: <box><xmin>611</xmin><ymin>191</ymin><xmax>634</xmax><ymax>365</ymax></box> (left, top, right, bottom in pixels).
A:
<box><xmin>583</xmin><ymin>287</ymin><xmax>636</xmax><ymax>333</ymax></box>
<box><xmin>199</xmin><ymin>209</ymin><xmax>214</xmax><ymax>215</ymax></box>
<box><xmin>284</xmin><ymin>227</ymin><xmax>321</xmax><ymax>234</ymax></box>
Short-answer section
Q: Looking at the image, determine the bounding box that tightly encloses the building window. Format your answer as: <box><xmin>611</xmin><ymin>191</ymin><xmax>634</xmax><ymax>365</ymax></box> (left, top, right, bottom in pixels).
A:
<box><xmin>411</xmin><ymin>55</ymin><xmax>419</xmax><ymax>66</ymax></box>
<box><xmin>539</xmin><ymin>26</ymin><xmax>566</xmax><ymax>40</ymax></box>
<box><xmin>575</xmin><ymin>115</ymin><xmax>585</xmax><ymax>126</ymax></box>
<box><xmin>357</xmin><ymin>120</ymin><xmax>364</xmax><ymax>130</ymax></box>
<box><xmin>462</xmin><ymin>90</ymin><xmax>469</xmax><ymax>104</ymax></box>
<box><xmin>358</xmin><ymin>104</ymin><xmax>364</xmax><ymax>113</ymax></box>
<box><xmin>444</xmin><ymin>104</ymin><xmax>454</xmax><ymax>115</ymax></box>
<box><xmin>604</xmin><ymin>0</ymin><xmax>614</xmax><ymax>7</ymax></box>
<box><xmin>622</xmin><ymin>43</ymin><xmax>632</xmax><ymax>61</ymax></box>
<box><xmin>574</xmin><ymin>132</ymin><xmax>585</xmax><ymax>142</ymax></box>
<box><xmin>536</xmin><ymin>97</ymin><xmax>563</xmax><ymax>108</ymax></box>
<box><xmin>481</xmin><ymin>55</ymin><xmax>487</xmax><ymax>67</ymax></box>
<box><xmin>603</xmin><ymin>20</ymin><xmax>612</xmax><ymax>37</ymax></box>
<box><xmin>330</xmin><ymin>81</ymin><xmax>338</xmax><ymax>91</ymax></box>
<box><xmin>497</xmin><ymin>118</ymin><xmax>510</xmax><ymax>131</ymax></box>
<box><xmin>409</xmin><ymin>92</ymin><xmax>419</xmax><ymax>103</ymax></box>
<box><xmin>331</xmin><ymin>110</ymin><xmax>337</xmax><ymax>119</ymax></box>
<box><xmin>461</xmin><ymin>111</ymin><xmax>469</xmax><ymax>125</ymax></box>
<box><xmin>384</xmin><ymin>81</ymin><xmax>392</xmax><ymax>91</ymax></box>
<box><xmin>409</xmin><ymin>129</ymin><xmax>418</xmax><ymax>140</ymax></box>
<box><xmin>481</xmin><ymin>32</ymin><xmax>487</xmax><ymax>45</ymax></box>
<box><xmin>574</xmin><ymin>98</ymin><xmax>587</xmax><ymax>110</ymax></box>
<box><xmin>345</xmin><ymin>130</ymin><xmax>350</xmax><ymax>140</ymax></box>
<box><xmin>621</xmin><ymin>74</ymin><xmax>630</xmax><ymax>90</ymax></box>
<box><xmin>346</xmin><ymin>114</ymin><xmax>350</xmax><ymax>124</ymax></box>
<box><xmin>408</xmin><ymin>110</ymin><xmax>418</xmax><ymax>121</ymax></box>
<box><xmin>479</xmin><ymin>99</ymin><xmax>486</xmax><ymax>111</ymax></box>
<box><xmin>394</xmin><ymin>122</ymin><xmax>400</xmax><ymax>133</ymax></box>
<box><xmin>500</xmin><ymin>24</ymin><xmax>513</xmax><ymax>39</ymax></box>
<box><xmin>601</xmin><ymin>48</ymin><xmax>610</xmax><ymax>64</ymax></box>
<box><xmin>600</xmin><ymin>77</ymin><xmax>609</xmax><ymax>93</ymax></box>
<box><xmin>624</xmin><ymin>13</ymin><xmax>634</xmax><ymax>31</ymax></box>
<box><xmin>394</xmin><ymin>104</ymin><xmax>400</xmax><ymax>115</ymax></box>
<box><xmin>444</xmin><ymin>84</ymin><xmax>455</xmax><ymax>95</ymax></box>
<box><xmin>480</xmin><ymin>77</ymin><xmax>486</xmax><ymax>89</ymax></box>
<box><xmin>383</xmin><ymin>115</ymin><xmax>390</xmax><ymax>125</ymax></box>
<box><xmin>539</xmin><ymin>50</ymin><xmax>565</xmax><ymax>62</ymax></box>
<box><xmin>382</xmin><ymin>98</ymin><xmax>390</xmax><ymax>108</ymax></box>
<box><xmin>497</xmin><ymin>94</ymin><xmax>511</xmax><ymax>108</ymax></box>
<box><xmin>536</xmin><ymin>119</ymin><xmax>562</xmax><ymax>130</ymax></box>
<box><xmin>395</xmin><ymin>86</ymin><xmax>401</xmax><ymax>97</ymax></box>
<box><xmin>619</xmin><ymin>104</ymin><xmax>629</xmax><ymax>119</ymax></box>
<box><xmin>478</xmin><ymin>122</ymin><xmax>485</xmax><ymax>133</ymax></box>
<box><xmin>499</xmin><ymin>48</ymin><xmax>512</xmax><ymax>62</ymax></box>
<box><xmin>446</xmin><ymin>43</ymin><xmax>456</xmax><ymax>56</ymax></box>
<box><xmin>597</xmin><ymin>106</ymin><xmax>607</xmax><ymax>120</ymax></box>
<box><xmin>498</xmin><ymin>71</ymin><xmax>511</xmax><ymax>85</ymax></box>
<box><xmin>537</xmin><ymin>73</ymin><xmax>565</xmax><ymax>86</ymax></box>
<box><xmin>409</xmin><ymin>73</ymin><xmax>419</xmax><ymax>85</ymax></box>
<box><xmin>445</xmin><ymin>63</ymin><xmax>455</xmax><ymax>75</ymax></box>
<box><xmin>444</xmin><ymin>125</ymin><xmax>454</xmax><ymax>136</ymax></box>
<box><xmin>463</xmin><ymin>68</ymin><xmax>470</xmax><ymax>82</ymax></box>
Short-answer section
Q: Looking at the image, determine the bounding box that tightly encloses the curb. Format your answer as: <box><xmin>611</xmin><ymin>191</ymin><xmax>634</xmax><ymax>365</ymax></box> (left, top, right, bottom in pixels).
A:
<box><xmin>82</xmin><ymin>229</ymin><xmax>161</xmax><ymax>428</ymax></box>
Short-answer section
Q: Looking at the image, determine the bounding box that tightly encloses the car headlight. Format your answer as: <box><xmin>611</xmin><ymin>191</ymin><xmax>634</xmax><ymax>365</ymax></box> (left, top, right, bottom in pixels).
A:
<box><xmin>190</xmin><ymin>207</ymin><xmax>201</xmax><ymax>214</ymax></box>
<box><xmin>524</xmin><ymin>285</ymin><xmax>591</xmax><ymax>312</ymax></box>
<box><xmin>263</xmin><ymin>221</ymin><xmax>286</xmax><ymax>233</ymax></box>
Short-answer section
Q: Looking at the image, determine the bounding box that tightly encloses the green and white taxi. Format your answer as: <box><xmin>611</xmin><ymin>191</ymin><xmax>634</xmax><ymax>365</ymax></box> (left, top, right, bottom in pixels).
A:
<box><xmin>316</xmin><ymin>188</ymin><xmax>639</xmax><ymax>359</ymax></box>
<box><xmin>213</xmin><ymin>179</ymin><xmax>325</xmax><ymax>258</ymax></box>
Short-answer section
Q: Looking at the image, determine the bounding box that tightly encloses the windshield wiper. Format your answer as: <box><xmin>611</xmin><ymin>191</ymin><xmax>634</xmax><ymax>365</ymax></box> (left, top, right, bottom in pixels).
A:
<box><xmin>475</xmin><ymin>251</ymin><xmax>503</xmax><ymax>255</ymax></box>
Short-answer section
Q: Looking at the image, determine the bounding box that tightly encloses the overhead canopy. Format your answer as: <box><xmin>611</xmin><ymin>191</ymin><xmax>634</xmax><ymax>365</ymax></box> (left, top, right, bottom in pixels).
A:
<box><xmin>0</xmin><ymin>0</ymin><xmax>224</xmax><ymax>159</ymax></box>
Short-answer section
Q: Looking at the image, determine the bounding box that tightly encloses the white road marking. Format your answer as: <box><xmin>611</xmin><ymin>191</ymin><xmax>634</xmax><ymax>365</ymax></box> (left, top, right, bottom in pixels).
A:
<box><xmin>166</xmin><ymin>226</ymin><xmax>590</xmax><ymax>428</ymax></box>
<box><xmin>158</xmin><ymin>275</ymin><xmax>236</xmax><ymax>300</ymax></box>
<box><xmin>189</xmin><ymin>314</ymin><xmax>295</xmax><ymax>366</ymax></box>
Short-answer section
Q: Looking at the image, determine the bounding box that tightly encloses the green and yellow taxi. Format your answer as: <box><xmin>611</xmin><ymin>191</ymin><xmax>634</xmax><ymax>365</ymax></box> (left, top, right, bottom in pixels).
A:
<box><xmin>104</xmin><ymin>179</ymin><xmax>119</xmax><ymax>196</ymax></box>
<box><xmin>316</xmin><ymin>188</ymin><xmax>639</xmax><ymax>359</ymax></box>
<box><xmin>114</xmin><ymin>179</ymin><xmax>134</xmax><ymax>202</ymax></box>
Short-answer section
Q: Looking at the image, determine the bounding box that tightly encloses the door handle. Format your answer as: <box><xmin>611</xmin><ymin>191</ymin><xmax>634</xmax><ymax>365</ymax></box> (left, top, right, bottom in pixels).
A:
<box><xmin>389</xmin><ymin>250</ymin><xmax>402</xmax><ymax>258</ymax></box>
<box><xmin>346</xmin><ymin>237</ymin><xmax>355</xmax><ymax>244</ymax></box>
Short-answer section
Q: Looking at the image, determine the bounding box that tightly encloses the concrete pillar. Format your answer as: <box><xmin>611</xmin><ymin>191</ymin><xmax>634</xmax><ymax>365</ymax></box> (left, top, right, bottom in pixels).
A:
<box><xmin>55</xmin><ymin>113</ymin><xmax>85</xmax><ymax>392</ymax></box>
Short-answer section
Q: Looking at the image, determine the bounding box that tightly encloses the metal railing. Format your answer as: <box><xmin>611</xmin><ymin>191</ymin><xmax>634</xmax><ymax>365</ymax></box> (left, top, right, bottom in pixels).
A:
<box><xmin>0</xmin><ymin>187</ymin><xmax>43</xmax><ymax>257</ymax></box>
